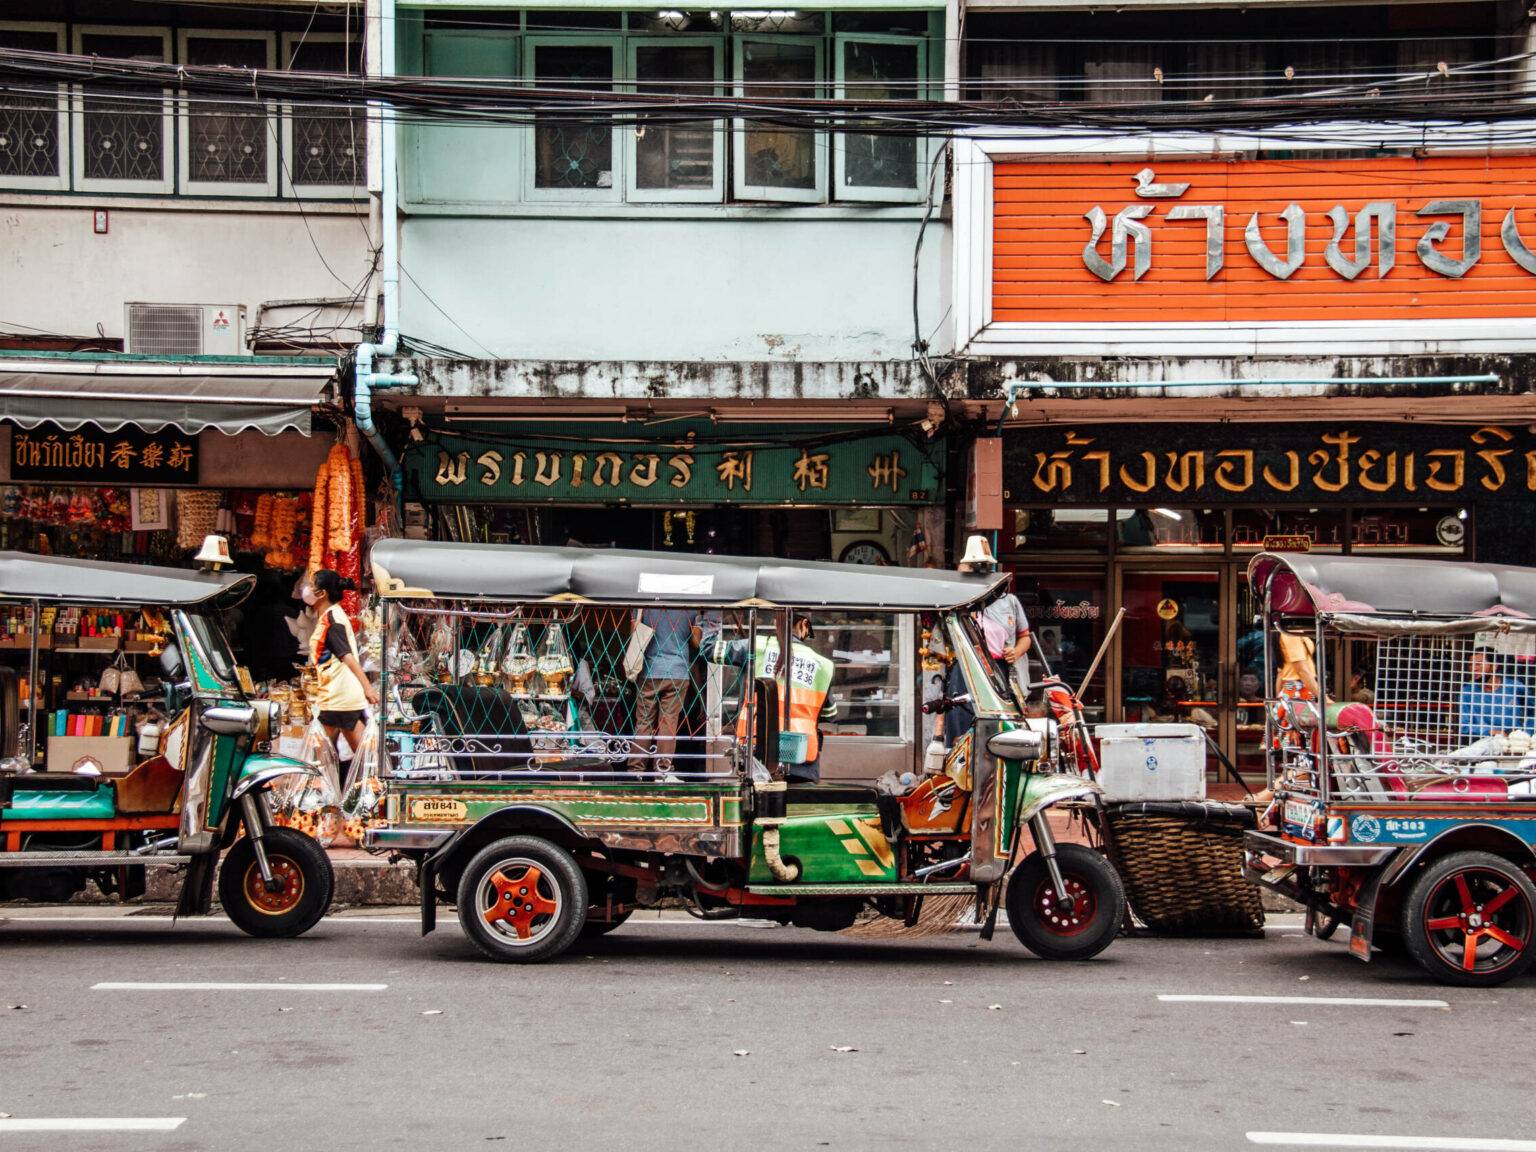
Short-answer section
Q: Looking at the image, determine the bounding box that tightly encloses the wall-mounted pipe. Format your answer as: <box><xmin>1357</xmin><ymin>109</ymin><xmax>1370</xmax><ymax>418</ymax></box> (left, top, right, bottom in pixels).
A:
<box><xmin>354</xmin><ymin>0</ymin><xmax>418</xmax><ymax>505</ymax></box>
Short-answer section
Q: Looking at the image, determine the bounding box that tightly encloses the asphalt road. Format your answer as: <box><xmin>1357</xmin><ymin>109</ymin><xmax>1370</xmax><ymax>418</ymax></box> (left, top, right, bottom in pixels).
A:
<box><xmin>0</xmin><ymin>908</ymin><xmax>1531</xmax><ymax>1152</ymax></box>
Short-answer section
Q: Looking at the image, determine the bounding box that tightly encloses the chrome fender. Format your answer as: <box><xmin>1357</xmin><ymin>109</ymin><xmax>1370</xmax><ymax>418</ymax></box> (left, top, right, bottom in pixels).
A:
<box><xmin>1016</xmin><ymin>772</ymin><xmax>1103</xmax><ymax>825</ymax></box>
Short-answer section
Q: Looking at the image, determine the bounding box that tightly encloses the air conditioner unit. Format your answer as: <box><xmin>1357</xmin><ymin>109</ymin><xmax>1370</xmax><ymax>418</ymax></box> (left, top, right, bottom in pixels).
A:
<box><xmin>124</xmin><ymin>302</ymin><xmax>247</xmax><ymax>356</ymax></box>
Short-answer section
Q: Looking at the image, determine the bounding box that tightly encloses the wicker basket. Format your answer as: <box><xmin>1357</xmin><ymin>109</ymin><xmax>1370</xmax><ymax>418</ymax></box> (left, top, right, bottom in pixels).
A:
<box><xmin>1103</xmin><ymin>800</ymin><xmax>1265</xmax><ymax>934</ymax></box>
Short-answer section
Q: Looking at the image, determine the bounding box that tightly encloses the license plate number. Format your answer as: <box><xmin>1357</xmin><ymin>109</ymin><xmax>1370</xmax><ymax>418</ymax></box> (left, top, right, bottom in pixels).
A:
<box><xmin>1284</xmin><ymin>800</ymin><xmax>1320</xmax><ymax>839</ymax></box>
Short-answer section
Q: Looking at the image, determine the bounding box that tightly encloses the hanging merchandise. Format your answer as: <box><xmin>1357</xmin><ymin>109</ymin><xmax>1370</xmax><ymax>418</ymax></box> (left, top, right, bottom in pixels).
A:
<box><xmin>263</xmin><ymin>496</ymin><xmax>301</xmax><ymax>571</ymax></box>
<box><xmin>251</xmin><ymin>493</ymin><xmax>274</xmax><ymax>551</ymax></box>
<box><xmin>270</xmin><ymin>718</ymin><xmax>344</xmax><ymax>848</ymax></box>
<box><xmin>174</xmin><ymin>490</ymin><xmax>221</xmax><ymax>550</ymax></box>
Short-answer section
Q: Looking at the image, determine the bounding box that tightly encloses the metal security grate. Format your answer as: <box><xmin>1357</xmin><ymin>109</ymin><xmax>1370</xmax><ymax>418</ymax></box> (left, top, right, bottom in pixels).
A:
<box><xmin>126</xmin><ymin>304</ymin><xmax>203</xmax><ymax>355</ymax></box>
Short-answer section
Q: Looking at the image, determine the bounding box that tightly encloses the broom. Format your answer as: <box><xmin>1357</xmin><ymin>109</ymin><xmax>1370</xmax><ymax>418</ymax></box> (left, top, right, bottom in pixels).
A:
<box><xmin>840</xmin><ymin>891</ymin><xmax>978</xmax><ymax>938</ymax></box>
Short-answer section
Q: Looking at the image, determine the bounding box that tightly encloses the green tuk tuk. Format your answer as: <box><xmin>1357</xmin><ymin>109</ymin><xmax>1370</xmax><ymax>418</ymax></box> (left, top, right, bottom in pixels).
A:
<box><xmin>366</xmin><ymin>539</ymin><xmax>1124</xmax><ymax>964</ymax></box>
<box><xmin>0</xmin><ymin>548</ymin><xmax>333</xmax><ymax>936</ymax></box>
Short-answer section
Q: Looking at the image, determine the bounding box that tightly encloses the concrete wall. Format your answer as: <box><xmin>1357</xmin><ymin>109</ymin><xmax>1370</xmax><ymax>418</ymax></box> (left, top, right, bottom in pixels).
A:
<box><xmin>398</xmin><ymin>214</ymin><xmax>953</xmax><ymax>362</ymax></box>
<box><xmin>0</xmin><ymin>200</ymin><xmax>372</xmax><ymax>343</ymax></box>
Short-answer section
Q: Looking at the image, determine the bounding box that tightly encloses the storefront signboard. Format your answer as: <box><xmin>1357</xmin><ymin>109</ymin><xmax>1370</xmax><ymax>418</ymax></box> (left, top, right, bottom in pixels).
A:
<box><xmin>407</xmin><ymin>429</ymin><xmax>943</xmax><ymax>506</ymax></box>
<box><xmin>990</xmin><ymin>155</ymin><xmax>1536</xmax><ymax>325</ymax></box>
<box><xmin>1005</xmin><ymin>423</ymin><xmax>1533</xmax><ymax>505</ymax></box>
<box><xmin>10</xmin><ymin>423</ymin><xmax>199</xmax><ymax>485</ymax></box>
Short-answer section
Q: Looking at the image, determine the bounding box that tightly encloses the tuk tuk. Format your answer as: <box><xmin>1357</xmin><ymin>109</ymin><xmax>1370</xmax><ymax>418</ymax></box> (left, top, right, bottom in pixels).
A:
<box><xmin>1242</xmin><ymin>552</ymin><xmax>1536</xmax><ymax>986</ymax></box>
<box><xmin>365</xmin><ymin>539</ymin><xmax>1125</xmax><ymax>964</ymax></box>
<box><xmin>0</xmin><ymin>547</ymin><xmax>334</xmax><ymax>936</ymax></box>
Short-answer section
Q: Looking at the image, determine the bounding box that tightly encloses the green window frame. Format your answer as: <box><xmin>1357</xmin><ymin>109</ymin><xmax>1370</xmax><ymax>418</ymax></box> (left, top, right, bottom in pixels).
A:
<box><xmin>731</xmin><ymin>34</ymin><xmax>827</xmax><ymax>204</ymax></box>
<box><xmin>524</xmin><ymin>34</ymin><xmax>622</xmax><ymax>202</ymax></box>
<box><xmin>624</xmin><ymin>36</ymin><xmax>725</xmax><ymax>204</ymax></box>
<box><xmin>833</xmin><ymin>32</ymin><xmax>928</xmax><ymax>204</ymax></box>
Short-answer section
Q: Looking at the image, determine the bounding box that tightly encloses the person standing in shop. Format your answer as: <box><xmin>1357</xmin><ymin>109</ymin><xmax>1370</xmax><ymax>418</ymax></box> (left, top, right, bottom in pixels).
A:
<box><xmin>304</xmin><ymin>569</ymin><xmax>379</xmax><ymax>755</ymax></box>
<box><xmin>629</xmin><ymin>606</ymin><xmax>703</xmax><ymax>774</ymax></box>
<box><xmin>957</xmin><ymin>536</ymin><xmax>1033</xmax><ymax>697</ymax></box>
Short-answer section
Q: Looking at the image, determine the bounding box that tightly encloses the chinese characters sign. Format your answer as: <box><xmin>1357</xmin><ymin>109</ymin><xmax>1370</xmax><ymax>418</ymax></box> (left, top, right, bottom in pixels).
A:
<box><xmin>992</xmin><ymin>155</ymin><xmax>1536</xmax><ymax>323</ymax></box>
<box><xmin>1005</xmin><ymin>423</ymin><xmax>1534</xmax><ymax>505</ymax></box>
<box><xmin>10</xmin><ymin>423</ymin><xmax>199</xmax><ymax>485</ymax></box>
<box><xmin>407</xmin><ymin>431</ymin><xmax>942</xmax><ymax>506</ymax></box>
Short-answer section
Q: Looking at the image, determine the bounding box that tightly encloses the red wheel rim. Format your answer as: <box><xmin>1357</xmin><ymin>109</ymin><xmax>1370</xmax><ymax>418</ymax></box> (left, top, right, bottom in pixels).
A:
<box><xmin>1034</xmin><ymin>873</ymin><xmax>1098</xmax><ymax>937</ymax></box>
<box><xmin>242</xmin><ymin>855</ymin><xmax>305</xmax><ymax>916</ymax></box>
<box><xmin>1423</xmin><ymin>867</ymin><xmax>1532</xmax><ymax>976</ymax></box>
<box><xmin>478</xmin><ymin>860</ymin><xmax>562</xmax><ymax>945</ymax></box>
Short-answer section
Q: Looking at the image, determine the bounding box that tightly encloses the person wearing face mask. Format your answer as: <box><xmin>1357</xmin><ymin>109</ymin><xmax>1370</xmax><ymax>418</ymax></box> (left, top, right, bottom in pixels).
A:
<box><xmin>303</xmin><ymin>569</ymin><xmax>379</xmax><ymax>754</ymax></box>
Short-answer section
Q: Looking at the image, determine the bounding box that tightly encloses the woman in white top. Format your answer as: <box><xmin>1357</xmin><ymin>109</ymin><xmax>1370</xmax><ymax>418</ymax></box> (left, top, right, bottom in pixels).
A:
<box><xmin>303</xmin><ymin>569</ymin><xmax>378</xmax><ymax>754</ymax></box>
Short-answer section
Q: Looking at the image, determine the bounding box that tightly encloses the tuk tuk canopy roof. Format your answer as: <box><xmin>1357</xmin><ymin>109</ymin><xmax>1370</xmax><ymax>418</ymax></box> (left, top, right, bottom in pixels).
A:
<box><xmin>1248</xmin><ymin>552</ymin><xmax>1536</xmax><ymax>621</ymax></box>
<box><xmin>0</xmin><ymin>551</ymin><xmax>254</xmax><ymax>608</ymax></box>
<box><xmin>370</xmin><ymin>538</ymin><xmax>1009</xmax><ymax>611</ymax></box>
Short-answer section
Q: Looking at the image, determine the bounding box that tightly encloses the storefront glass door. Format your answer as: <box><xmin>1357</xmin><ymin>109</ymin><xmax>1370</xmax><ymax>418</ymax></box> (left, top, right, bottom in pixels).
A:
<box><xmin>1117</xmin><ymin>568</ymin><xmax>1223</xmax><ymax>742</ymax></box>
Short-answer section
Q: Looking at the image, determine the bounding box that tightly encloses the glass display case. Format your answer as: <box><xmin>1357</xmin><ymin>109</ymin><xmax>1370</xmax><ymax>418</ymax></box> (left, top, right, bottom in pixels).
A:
<box><xmin>807</xmin><ymin>611</ymin><xmax>912</xmax><ymax>741</ymax></box>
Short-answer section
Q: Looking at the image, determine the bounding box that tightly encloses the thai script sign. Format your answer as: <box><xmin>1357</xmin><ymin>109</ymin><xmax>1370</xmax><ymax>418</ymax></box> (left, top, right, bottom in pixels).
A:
<box><xmin>10</xmin><ymin>422</ymin><xmax>198</xmax><ymax>485</ymax></box>
<box><xmin>407</xmin><ymin>428</ymin><xmax>943</xmax><ymax>506</ymax></box>
<box><xmin>992</xmin><ymin>155</ymin><xmax>1536</xmax><ymax>324</ymax></box>
<box><xmin>1005</xmin><ymin>423</ymin><xmax>1533</xmax><ymax>505</ymax></box>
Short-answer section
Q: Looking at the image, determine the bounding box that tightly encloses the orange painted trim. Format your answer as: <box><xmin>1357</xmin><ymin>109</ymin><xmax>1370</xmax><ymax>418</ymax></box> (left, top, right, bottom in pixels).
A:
<box><xmin>990</xmin><ymin>154</ymin><xmax>1536</xmax><ymax>324</ymax></box>
<box><xmin>0</xmin><ymin>814</ymin><xmax>180</xmax><ymax>834</ymax></box>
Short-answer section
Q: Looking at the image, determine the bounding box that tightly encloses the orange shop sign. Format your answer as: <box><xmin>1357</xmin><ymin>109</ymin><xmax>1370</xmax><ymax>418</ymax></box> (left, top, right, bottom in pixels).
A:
<box><xmin>954</xmin><ymin>143</ymin><xmax>1536</xmax><ymax>354</ymax></box>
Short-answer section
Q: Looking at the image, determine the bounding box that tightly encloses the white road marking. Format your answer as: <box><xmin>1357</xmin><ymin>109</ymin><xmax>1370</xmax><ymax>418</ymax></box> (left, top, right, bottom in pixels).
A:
<box><xmin>0</xmin><ymin>1118</ymin><xmax>186</xmax><ymax>1133</ymax></box>
<box><xmin>1248</xmin><ymin>1132</ymin><xmax>1536</xmax><ymax>1150</ymax></box>
<box><xmin>93</xmin><ymin>982</ymin><xmax>387</xmax><ymax>992</ymax></box>
<box><xmin>1160</xmin><ymin>994</ymin><xmax>1449</xmax><ymax>1009</ymax></box>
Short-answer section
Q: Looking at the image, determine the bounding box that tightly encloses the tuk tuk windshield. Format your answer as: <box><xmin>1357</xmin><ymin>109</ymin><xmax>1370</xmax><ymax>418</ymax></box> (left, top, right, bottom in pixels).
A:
<box><xmin>180</xmin><ymin>611</ymin><xmax>240</xmax><ymax>688</ymax></box>
<box><xmin>944</xmin><ymin>612</ymin><xmax>1021</xmax><ymax>717</ymax></box>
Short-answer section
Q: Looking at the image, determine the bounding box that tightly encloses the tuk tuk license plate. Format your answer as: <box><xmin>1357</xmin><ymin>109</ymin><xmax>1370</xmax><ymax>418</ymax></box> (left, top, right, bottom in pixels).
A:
<box><xmin>1283</xmin><ymin>800</ymin><xmax>1322</xmax><ymax>841</ymax></box>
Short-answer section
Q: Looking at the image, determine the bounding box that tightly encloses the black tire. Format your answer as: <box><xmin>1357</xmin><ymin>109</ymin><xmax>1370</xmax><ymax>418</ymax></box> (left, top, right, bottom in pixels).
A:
<box><xmin>457</xmin><ymin>836</ymin><xmax>588</xmax><ymax>964</ymax></box>
<box><xmin>218</xmin><ymin>827</ymin><xmax>334</xmax><ymax>939</ymax></box>
<box><xmin>581</xmin><ymin>907</ymin><xmax>633</xmax><ymax>938</ymax></box>
<box><xmin>1312</xmin><ymin>911</ymin><xmax>1342</xmax><ymax>941</ymax></box>
<box><xmin>1006</xmin><ymin>843</ymin><xmax>1124</xmax><ymax>961</ymax></box>
<box><xmin>1402</xmin><ymin>850</ymin><xmax>1536</xmax><ymax>987</ymax></box>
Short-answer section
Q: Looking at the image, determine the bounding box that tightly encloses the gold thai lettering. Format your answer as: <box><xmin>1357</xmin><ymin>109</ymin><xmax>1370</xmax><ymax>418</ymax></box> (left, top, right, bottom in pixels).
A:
<box><xmin>1423</xmin><ymin>449</ymin><xmax>1465</xmax><ymax>492</ymax></box>
<box><xmin>792</xmin><ymin>450</ymin><xmax>830</xmax><ymax>492</ymax></box>
<box><xmin>1081</xmin><ymin>450</ymin><xmax>1112</xmax><ymax>491</ymax></box>
<box><xmin>1471</xmin><ymin>426</ymin><xmax>1514</xmax><ymax>491</ymax></box>
<box><xmin>1213</xmin><ymin>449</ymin><xmax>1253</xmax><ymax>493</ymax></box>
<box><xmin>1403</xmin><ymin>453</ymin><xmax>1417</xmax><ymax>492</ymax></box>
<box><xmin>592</xmin><ymin>453</ymin><xmax>623</xmax><ymax>487</ymax></box>
<box><xmin>476</xmin><ymin>450</ymin><xmax>502</xmax><ymax>487</ymax></box>
<box><xmin>1032</xmin><ymin>451</ymin><xmax>1072</xmax><ymax>493</ymax></box>
<box><xmin>1527</xmin><ymin>450</ymin><xmax>1536</xmax><ymax>491</ymax></box>
<box><xmin>569</xmin><ymin>453</ymin><xmax>586</xmax><ymax>488</ymax></box>
<box><xmin>533</xmin><ymin>451</ymin><xmax>562</xmax><ymax>487</ymax></box>
<box><xmin>717</xmin><ymin>450</ymin><xmax>754</xmax><ymax>492</ymax></box>
<box><xmin>1307</xmin><ymin>431</ymin><xmax>1360</xmax><ymax>493</ymax></box>
<box><xmin>1163</xmin><ymin>451</ymin><xmax>1205</xmax><ymax>493</ymax></box>
<box><xmin>867</xmin><ymin>451</ymin><xmax>907</xmax><ymax>493</ymax></box>
<box><xmin>509</xmin><ymin>451</ymin><xmax>525</xmax><ymax>485</ymax></box>
<box><xmin>629</xmin><ymin>454</ymin><xmax>660</xmax><ymax>488</ymax></box>
<box><xmin>667</xmin><ymin>453</ymin><xmax>694</xmax><ymax>489</ymax></box>
<box><xmin>1262</xmin><ymin>451</ymin><xmax>1301</xmax><ymax>492</ymax></box>
<box><xmin>435</xmin><ymin>450</ymin><xmax>468</xmax><ymax>486</ymax></box>
<box><xmin>1118</xmin><ymin>451</ymin><xmax>1157</xmax><ymax>494</ymax></box>
<box><xmin>1356</xmin><ymin>450</ymin><xmax>1397</xmax><ymax>493</ymax></box>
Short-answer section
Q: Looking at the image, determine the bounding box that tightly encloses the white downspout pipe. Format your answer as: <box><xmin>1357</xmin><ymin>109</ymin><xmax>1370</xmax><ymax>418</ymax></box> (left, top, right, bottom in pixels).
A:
<box><xmin>355</xmin><ymin>0</ymin><xmax>417</xmax><ymax>503</ymax></box>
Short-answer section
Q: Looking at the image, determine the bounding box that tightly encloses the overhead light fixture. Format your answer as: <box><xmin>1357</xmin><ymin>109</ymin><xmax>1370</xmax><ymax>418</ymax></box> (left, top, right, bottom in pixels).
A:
<box><xmin>709</xmin><ymin>406</ymin><xmax>893</xmax><ymax>425</ymax></box>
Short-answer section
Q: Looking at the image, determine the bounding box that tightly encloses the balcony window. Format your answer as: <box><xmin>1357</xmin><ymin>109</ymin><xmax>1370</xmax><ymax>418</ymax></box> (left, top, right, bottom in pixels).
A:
<box><xmin>284</xmin><ymin>33</ymin><xmax>363</xmax><ymax>195</ymax></box>
<box><xmin>627</xmin><ymin>39</ymin><xmax>723</xmax><ymax>202</ymax></box>
<box><xmin>527</xmin><ymin>38</ymin><xmax>619</xmax><ymax>198</ymax></box>
<box><xmin>0</xmin><ymin>24</ymin><xmax>65</xmax><ymax>189</ymax></box>
<box><xmin>73</xmin><ymin>27</ymin><xmax>172</xmax><ymax>193</ymax></box>
<box><xmin>733</xmin><ymin>37</ymin><xmax>824</xmax><ymax>202</ymax></box>
<box><xmin>179</xmin><ymin>31</ymin><xmax>276</xmax><ymax>195</ymax></box>
<box><xmin>834</xmin><ymin>35</ymin><xmax>925</xmax><ymax>202</ymax></box>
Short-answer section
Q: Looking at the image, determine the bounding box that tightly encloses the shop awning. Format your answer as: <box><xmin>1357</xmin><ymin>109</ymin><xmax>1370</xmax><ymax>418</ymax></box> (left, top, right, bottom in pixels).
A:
<box><xmin>0</xmin><ymin>355</ymin><xmax>337</xmax><ymax>436</ymax></box>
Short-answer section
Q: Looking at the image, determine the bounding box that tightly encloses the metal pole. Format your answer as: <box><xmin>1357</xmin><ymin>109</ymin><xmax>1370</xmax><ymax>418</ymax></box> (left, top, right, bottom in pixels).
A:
<box><xmin>25</xmin><ymin>597</ymin><xmax>39</xmax><ymax>765</ymax></box>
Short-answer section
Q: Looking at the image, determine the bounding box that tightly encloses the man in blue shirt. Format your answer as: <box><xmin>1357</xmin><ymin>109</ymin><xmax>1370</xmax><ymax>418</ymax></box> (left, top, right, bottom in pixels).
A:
<box><xmin>628</xmin><ymin>607</ymin><xmax>703</xmax><ymax>774</ymax></box>
<box><xmin>1459</xmin><ymin>648</ymin><xmax>1530</xmax><ymax>739</ymax></box>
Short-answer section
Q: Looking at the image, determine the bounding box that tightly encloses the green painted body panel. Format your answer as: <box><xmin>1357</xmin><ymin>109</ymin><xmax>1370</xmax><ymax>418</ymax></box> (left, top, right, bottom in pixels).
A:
<box><xmin>390</xmin><ymin>781</ymin><xmax>741</xmax><ymax>834</ymax></box>
<box><xmin>238</xmin><ymin>753</ymin><xmax>311</xmax><ymax>780</ymax></box>
<box><xmin>7</xmin><ymin>785</ymin><xmax>116</xmax><ymax>820</ymax></box>
<box><xmin>748</xmin><ymin>806</ymin><xmax>896</xmax><ymax>885</ymax></box>
<box><xmin>204</xmin><ymin>725</ymin><xmax>245</xmax><ymax>828</ymax></box>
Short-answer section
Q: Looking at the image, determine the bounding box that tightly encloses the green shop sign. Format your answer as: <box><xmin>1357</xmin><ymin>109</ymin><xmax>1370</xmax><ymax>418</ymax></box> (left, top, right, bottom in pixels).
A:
<box><xmin>406</xmin><ymin>428</ymin><xmax>944</xmax><ymax>507</ymax></box>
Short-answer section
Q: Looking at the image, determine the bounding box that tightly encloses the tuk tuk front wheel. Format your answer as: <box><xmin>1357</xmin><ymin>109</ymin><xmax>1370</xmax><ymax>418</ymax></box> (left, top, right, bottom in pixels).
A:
<box><xmin>218</xmin><ymin>827</ymin><xmax>335</xmax><ymax>939</ymax></box>
<box><xmin>1006</xmin><ymin>844</ymin><xmax>1124</xmax><ymax>962</ymax></box>
<box><xmin>1402</xmin><ymin>851</ymin><xmax>1536</xmax><ymax>987</ymax></box>
<box><xmin>457</xmin><ymin>836</ymin><xmax>588</xmax><ymax>964</ymax></box>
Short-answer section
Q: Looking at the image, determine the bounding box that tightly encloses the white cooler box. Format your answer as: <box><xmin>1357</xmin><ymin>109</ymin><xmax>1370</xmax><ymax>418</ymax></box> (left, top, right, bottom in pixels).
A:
<box><xmin>1093</xmin><ymin>723</ymin><xmax>1207</xmax><ymax>801</ymax></box>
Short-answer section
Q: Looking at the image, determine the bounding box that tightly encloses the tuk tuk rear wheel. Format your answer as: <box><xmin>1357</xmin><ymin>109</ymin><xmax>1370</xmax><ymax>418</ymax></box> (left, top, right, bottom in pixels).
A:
<box><xmin>1402</xmin><ymin>851</ymin><xmax>1536</xmax><ymax>987</ymax></box>
<box><xmin>457</xmin><ymin>836</ymin><xmax>588</xmax><ymax>964</ymax></box>
<box><xmin>1006</xmin><ymin>844</ymin><xmax>1124</xmax><ymax>962</ymax></box>
<box><xmin>219</xmin><ymin>827</ymin><xmax>334</xmax><ymax>939</ymax></box>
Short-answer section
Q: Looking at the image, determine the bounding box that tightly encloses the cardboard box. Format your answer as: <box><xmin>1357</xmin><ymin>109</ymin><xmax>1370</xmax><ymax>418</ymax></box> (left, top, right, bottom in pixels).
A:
<box><xmin>45</xmin><ymin>736</ymin><xmax>134</xmax><ymax>775</ymax></box>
